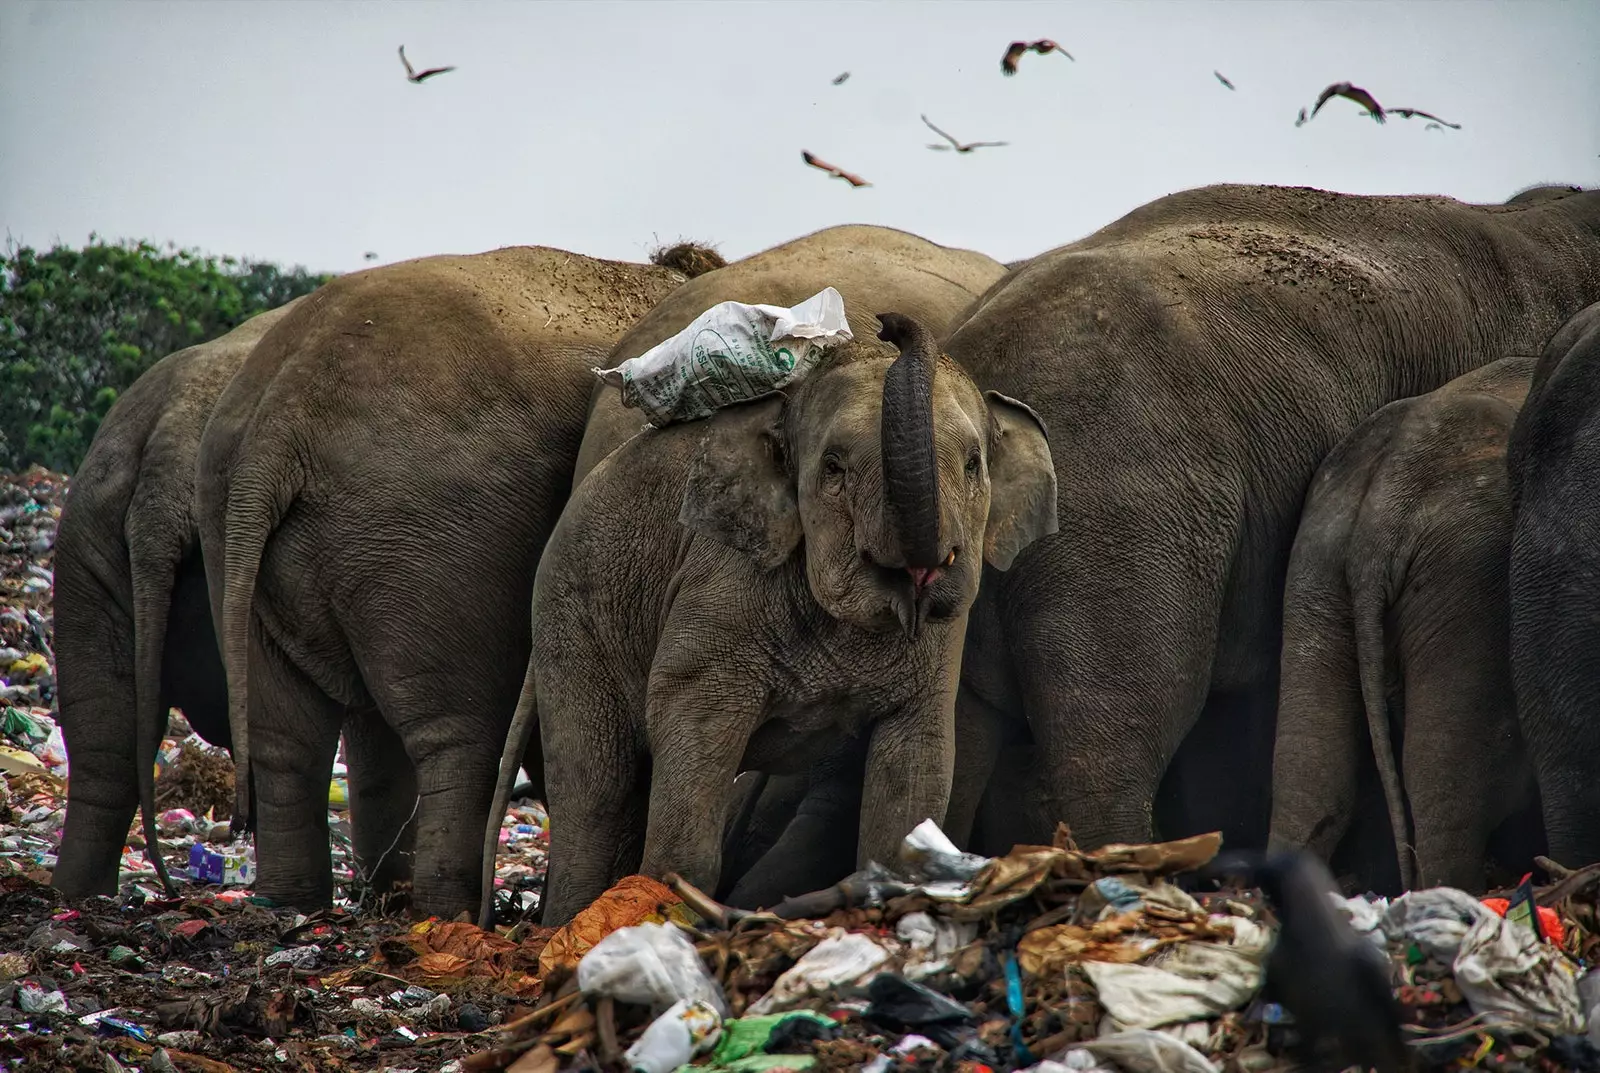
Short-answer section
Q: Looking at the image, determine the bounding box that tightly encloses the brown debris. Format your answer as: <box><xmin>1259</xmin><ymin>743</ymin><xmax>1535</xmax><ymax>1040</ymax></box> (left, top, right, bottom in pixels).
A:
<box><xmin>154</xmin><ymin>737</ymin><xmax>236</xmax><ymax>821</ymax></box>
<box><xmin>649</xmin><ymin>241</ymin><xmax>726</xmax><ymax>279</ymax></box>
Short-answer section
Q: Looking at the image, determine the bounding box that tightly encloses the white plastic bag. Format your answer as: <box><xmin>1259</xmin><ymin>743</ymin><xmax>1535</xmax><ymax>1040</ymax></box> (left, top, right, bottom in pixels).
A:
<box><xmin>623</xmin><ymin>998</ymin><xmax>723</xmax><ymax>1073</ymax></box>
<box><xmin>1066</xmin><ymin>1029</ymin><xmax>1220</xmax><ymax>1073</ymax></box>
<box><xmin>576</xmin><ymin>922</ymin><xmax>727</xmax><ymax>1016</ymax></box>
<box><xmin>1453</xmin><ymin>909</ymin><xmax>1584</xmax><ymax>1034</ymax></box>
<box><xmin>746</xmin><ymin>929</ymin><xmax>894</xmax><ymax>1015</ymax></box>
<box><xmin>1083</xmin><ymin>917</ymin><xmax>1269</xmax><ymax>1031</ymax></box>
<box><xmin>1382</xmin><ymin>887</ymin><xmax>1494</xmax><ymax>960</ymax></box>
<box><xmin>594</xmin><ymin>287</ymin><xmax>852</xmax><ymax>427</ymax></box>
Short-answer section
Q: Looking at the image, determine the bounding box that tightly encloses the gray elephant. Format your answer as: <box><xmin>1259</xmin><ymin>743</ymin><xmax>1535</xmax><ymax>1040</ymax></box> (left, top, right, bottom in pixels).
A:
<box><xmin>195</xmin><ymin>247</ymin><xmax>697</xmax><ymax>916</ymax></box>
<box><xmin>938</xmin><ymin>183</ymin><xmax>1600</xmax><ymax>854</ymax></box>
<box><xmin>51</xmin><ymin>301</ymin><xmax>302</xmax><ymax>898</ymax></box>
<box><xmin>1507</xmin><ymin>300</ymin><xmax>1600</xmax><ymax>869</ymax></box>
<box><xmin>1268</xmin><ymin>357</ymin><xmax>1537</xmax><ymax>894</ymax></box>
<box><xmin>478</xmin><ymin>225</ymin><xmax>1018</xmax><ymax>925</ymax></box>
<box><xmin>511</xmin><ymin>313</ymin><xmax>1057</xmax><ymax>925</ymax></box>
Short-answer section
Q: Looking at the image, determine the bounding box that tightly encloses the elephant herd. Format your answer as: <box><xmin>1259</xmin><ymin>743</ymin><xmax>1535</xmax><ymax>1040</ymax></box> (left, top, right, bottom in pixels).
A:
<box><xmin>43</xmin><ymin>183</ymin><xmax>1600</xmax><ymax>930</ymax></box>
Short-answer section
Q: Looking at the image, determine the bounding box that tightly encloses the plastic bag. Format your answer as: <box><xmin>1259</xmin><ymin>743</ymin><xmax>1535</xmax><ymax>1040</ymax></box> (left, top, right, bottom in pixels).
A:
<box><xmin>576</xmin><ymin>922</ymin><xmax>727</xmax><ymax>1015</ymax></box>
<box><xmin>594</xmin><ymin>287</ymin><xmax>852</xmax><ymax>427</ymax></box>
<box><xmin>1453</xmin><ymin>907</ymin><xmax>1584</xmax><ymax>1034</ymax></box>
<box><xmin>1082</xmin><ymin>917</ymin><xmax>1269</xmax><ymax>1031</ymax></box>
<box><xmin>1065</xmin><ymin>1029</ymin><xmax>1220</xmax><ymax>1073</ymax></box>
<box><xmin>1382</xmin><ymin>887</ymin><xmax>1495</xmax><ymax>960</ymax></box>
<box><xmin>896</xmin><ymin>818</ymin><xmax>992</xmax><ymax>894</ymax></box>
<box><xmin>623</xmin><ymin>997</ymin><xmax>723</xmax><ymax>1073</ymax></box>
<box><xmin>1330</xmin><ymin>892</ymin><xmax>1390</xmax><ymax>951</ymax></box>
<box><xmin>747</xmin><ymin>930</ymin><xmax>894</xmax><ymax>1015</ymax></box>
<box><xmin>865</xmin><ymin>973</ymin><xmax>977</xmax><ymax>1048</ymax></box>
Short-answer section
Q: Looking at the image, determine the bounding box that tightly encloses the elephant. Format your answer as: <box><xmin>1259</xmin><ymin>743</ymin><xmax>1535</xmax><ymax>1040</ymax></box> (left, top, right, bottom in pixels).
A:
<box><xmin>477</xmin><ymin>224</ymin><xmax>1018</xmax><ymax>925</ymax></box>
<box><xmin>504</xmin><ymin>313</ymin><xmax>1057</xmax><ymax>926</ymax></box>
<box><xmin>1268</xmin><ymin>356</ymin><xmax>1538</xmax><ymax>894</ymax></box>
<box><xmin>51</xmin><ymin>300</ymin><xmax>304</xmax><ymax>898</ymax></box>
<box><xmin>937</xmin><ymin>182</ymin><xmax>1600</xmax><ymax>855</ymax></box>
<box><xmin>1507</xmin><ymin>300</ymin><xmax>1600</xmax><ymax>869</ymax></box>
<box><xmin>194</xmin><ymin>246</ymin><xmax>700</xmax><ymax>916</ymax></box>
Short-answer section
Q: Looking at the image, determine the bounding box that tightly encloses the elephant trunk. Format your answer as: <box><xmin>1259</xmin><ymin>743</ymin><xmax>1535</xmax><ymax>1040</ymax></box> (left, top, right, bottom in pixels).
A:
<box><xmin>876</xmin><ymin>312</ymin><xmax>944</xmax><ymax>568</ymax></box>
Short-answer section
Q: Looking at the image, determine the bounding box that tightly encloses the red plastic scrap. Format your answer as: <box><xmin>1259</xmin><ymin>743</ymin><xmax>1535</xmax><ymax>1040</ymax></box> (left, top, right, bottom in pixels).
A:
<box><xmin>171</xmin><ymin>919</ymin><xmax>209</xmax><ymax>939</ymax></box>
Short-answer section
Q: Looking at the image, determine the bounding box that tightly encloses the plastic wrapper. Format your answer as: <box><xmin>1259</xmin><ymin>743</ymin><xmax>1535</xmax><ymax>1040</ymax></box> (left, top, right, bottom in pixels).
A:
<box><xmin>1064</xmin><ymin>1029</ymin><xmax>1221</xmax><ymax>1073</ymax></box>
<box><xmin>623</xmin><ymin>997</ymin><xmax>723</xmax><ymax>1073</ymax></box>
<box><xmin>593</xmin><ymin>287</ymin><xmax>852</xmax><ymax>427</ymax></box>
<box><xmin>538</xmin><ymin>874</ymin><xmax>685</xmax><ymax>976</ymax></box>
<box><xmin>576</xmin><ymin>921</ymin><xmax>727</xmax><ymax>1015</ymax></box>
<box><xmin>747</xmin><ymin>930</ymin><xmax>894</xmax><ymax>1015</ymax></box>
<box><xmin>1453</xmin><ymin>904</ymin><xmax>1585</xmax><ymax>1034</ymax></box>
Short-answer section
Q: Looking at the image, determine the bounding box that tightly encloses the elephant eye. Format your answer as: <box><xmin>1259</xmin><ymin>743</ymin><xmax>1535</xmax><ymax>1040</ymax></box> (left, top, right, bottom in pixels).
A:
<box><xmin>822</xmin><ymin>453</ymin><xmax>846</xmax><ymax>484</ymax></box>
<box><xmin>965</xmin><ymin>451</ymin><xmax>982</xmax><ymax>478</ymax></box>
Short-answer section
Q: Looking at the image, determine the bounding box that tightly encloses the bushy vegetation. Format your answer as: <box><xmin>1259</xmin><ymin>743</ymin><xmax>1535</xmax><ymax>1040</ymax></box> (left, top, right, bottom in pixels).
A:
<box><xmin>0</xmin><ymin>237</ymin><xmax>329</xmax><ymax>473</ymax></box>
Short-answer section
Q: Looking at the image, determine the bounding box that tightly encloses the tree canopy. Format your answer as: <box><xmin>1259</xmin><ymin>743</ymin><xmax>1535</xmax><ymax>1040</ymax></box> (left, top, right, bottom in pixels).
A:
<box><xmin>0</xmin><ymin>237</ymin><xmax>329</xmax><ymax>473</ymax></box>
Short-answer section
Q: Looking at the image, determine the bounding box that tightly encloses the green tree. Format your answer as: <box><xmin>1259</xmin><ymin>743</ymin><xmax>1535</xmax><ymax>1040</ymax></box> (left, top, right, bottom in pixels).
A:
<box><xmin>0</xmin><ymin>236</ymin><xmax>330</xmax><ymax>473</ymax></box>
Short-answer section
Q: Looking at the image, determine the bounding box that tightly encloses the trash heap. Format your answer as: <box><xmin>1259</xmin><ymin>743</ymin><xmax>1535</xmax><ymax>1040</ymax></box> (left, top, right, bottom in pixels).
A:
<box><xmin>466</xmin><ymin>821</ymin><xmax>1600</xmax><ymax>1073</ymax></box>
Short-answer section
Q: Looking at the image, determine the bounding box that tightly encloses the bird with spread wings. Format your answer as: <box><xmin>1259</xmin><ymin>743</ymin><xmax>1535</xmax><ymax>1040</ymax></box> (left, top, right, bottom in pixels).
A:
<box><xmin>1310</xmin><ymin>82</ymin><xmax>1386</xmax><ymax>123</ymax></box>
<box><xmin>922</xmin><ymin>115</ymin><xmax>1008</xmax><ymax>154</ymax></box>
<box><xmin>399</xmin><ymin>45</ymin><xmax>457</xmax><ymax>84</ymax></box>
<box><xmin>801</xmin><ymin>151</ymin><xmax>871</xmax><ymax>187</ymax></box>
<box><xmin>1389</xmin><ymin>107</ymin><xmax>1461</xmax><ymax>130</ymax></box>
<box><xmin>1002</xmin><ymin>39</ymin><xmax>1073</xmax><ymax>76</ymax></box>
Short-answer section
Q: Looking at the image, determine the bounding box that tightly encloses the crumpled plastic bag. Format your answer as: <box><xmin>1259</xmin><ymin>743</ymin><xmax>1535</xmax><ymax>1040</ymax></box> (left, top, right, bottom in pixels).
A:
<box><xmin>747</xmin><ymin>929</ymin><xmax>894</xmax><ymax>1015</ymax></box>
<box><xmin>897</xmin><ymin>911</ymin><xmax>977</xmax><ymax>978</ymax></box>
<box><xmin>623</xmin><ymin>996</ymin><xmax>723</xmax><ymax>1073</ymax></box>
<box><xmin>1331</xmin><ymin>892</ymin><xmax>1390</xmax><ymax>952</ymax></box>
<box><xmin>576</xmin><ymin>922</ymin><xmax>727</xmax><ymax>1016</ymax></box>
<box><xmin>594</xmin><ymin>287</ymin><xmax>852</xmax><ymax>427</ymax></box>
<box><xmin>1453</xmin><ymin>906</ymin><xmax>1585</xmax><ymax>1034</ymax></box>
<box><xmin>897</xmin><ymin>818</ymin><xmax>992</xmax><ymax>893</ymax></box>
<box><xmin>537</xmin><ymin>874</ymin><xmax>688</xmax><ymax>976</ymax></box>
<box><xmin>1382</xmin><ymin>887</ymin><xmax>1495</xmax><ymax>960</ymax></box>
<box><xmin>1082</xmin><ymin>917</ymin><xmax>1269</xmax><ymax>1031</ymax></box>
<box><xmin>1062</xmin><ymin>1028</ymin><xmax>1220</xmax><ymax>1073</ymax></box>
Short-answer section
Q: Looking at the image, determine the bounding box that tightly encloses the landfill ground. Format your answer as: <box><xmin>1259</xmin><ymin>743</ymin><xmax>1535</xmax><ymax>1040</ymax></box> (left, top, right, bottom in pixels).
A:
<box><xmin>5</xmin><ymin>465</ymin><xmax>1600</xmax><ymax>1073</ymax></box>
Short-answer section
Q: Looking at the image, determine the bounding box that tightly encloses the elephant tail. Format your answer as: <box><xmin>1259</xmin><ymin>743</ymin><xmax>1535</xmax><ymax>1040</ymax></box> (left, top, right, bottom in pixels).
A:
<box><xmin>479</xmin><ymin>656</ymin><xmax>540</xmax><ymax>930</ymax></box>
<box><xmin>1351</xmin><ymin>576</ymin><xmax>1415</xmax><ymax>891</ymax></box>
<box><xmin>129</xmin><ymin>532</ymin><xmax>180</xmax><ymax>898</ymax></box>
<box><xmin>219</xmin><ymin>448</ymin><xmax>304</xmax><ymax>837</ymax></box>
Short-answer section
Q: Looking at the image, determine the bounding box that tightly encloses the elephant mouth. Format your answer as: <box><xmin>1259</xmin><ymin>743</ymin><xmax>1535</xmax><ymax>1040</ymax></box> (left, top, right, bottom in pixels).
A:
<box><xmin>888</xmin><ymin>567</ymin><xmax>962</xmax><ymax>639</ymax></box>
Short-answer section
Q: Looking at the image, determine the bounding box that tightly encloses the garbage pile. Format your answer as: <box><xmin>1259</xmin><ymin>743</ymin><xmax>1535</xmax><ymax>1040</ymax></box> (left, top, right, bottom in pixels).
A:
<box><xmin>0</xmin><ymin>467</ymin><xmax>62</xmax><ymax>712</ymax></box>
<box><xmin>464</xmin><ymin>821</ymin><xmax>1600</xmax><ymax>1073</ymax></box>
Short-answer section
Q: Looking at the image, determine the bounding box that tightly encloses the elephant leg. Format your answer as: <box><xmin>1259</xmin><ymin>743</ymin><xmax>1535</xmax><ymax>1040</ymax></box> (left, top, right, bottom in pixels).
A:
<box><xmin>52</xmin><ymin>571</ymin><xmax>139</xmax><ymax>898</ymax></box>
<box><xmin>969</xmin><ymin>740</ymin><xmax>1055</xmax><ymax>857</ymax></box>
<box><xmin>718</xmin><ymin>772</ymin><xmax>807</xmax><ymax>901</ymax></box>
<box><xmin>342</xmin><ymin>703</ymin><xmax>418</xmax><ymax>896</ymax></box>
<box><xmin>998</xmin><ymin>509</ymin><xmax>1236</xmax><ymax>850</ymax></box>
<box><xmin>537</xmin><ymin>671</ymin><xmax>647</xmax><ymax>927</ymax></box>
<box><xmin>248</xmin><ymin>621</ymin><xmax>344</xmax><ymax>910</ymax></box>
<box><xmin>1511</xmin><ymin>518</ymin><xmax>1600</xmax><ymax>868</ymax></box>
<box><xmin>1156</xmin><ymin>684</ymin><xmax>1276</xmax><ymax>849</ymax></box>
<box><xmin>724</xmin><ymin>741</ymin><xmax>868</xmax><ymax>910</ymax></box>
<box><xmin>942</xmin><ymin>682</ymin><xmax>1009</xmax><ymax>849</ymax></box>
<box><xmin>1267</xmin><ymin>593</ymin><xmax>1368</xmax><ymax>865</ymax></box>
<box><xmin>1400</xmin><ymin>596</ymin><xmax>1522</xmax><ymax>893</ymax></box>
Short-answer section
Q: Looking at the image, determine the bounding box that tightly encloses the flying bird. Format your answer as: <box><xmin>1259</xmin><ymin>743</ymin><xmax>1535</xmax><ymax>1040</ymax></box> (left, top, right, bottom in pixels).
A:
<box><xmin>832</xmin><ymin>71</ymin><xmax>850</xmax><ymax>85</ymax></box>
<box><xmin>398</xmin><ymin>45</ymin><xmax>457</xmax><ymax>84</ymax></box>
<box><xmin>1388</xmin><ymin>107</ymin><xmax>1460</xmax><ymax>129</ymax></box>
<box><xmin>801</xmin><ymin>150</ymin><xmax>871</xmax><ymax>187</ymax></box>
<box><xmin>1310</xmin><ymin>81</ymin><xmax>1386</xmax><ymax>123</ymax></box>
<box><xmin>363</xmin><ymin>252</ymin><xmax>378</xmax><ymax>261</ymax></box>
<box><xmin>1295</xmin><ymin>107</ymin><xmax>1308</xmax><ymax>127</ymax></box>
<box><xmin>1002</xmin><ymin>39</ymin><xmax>1073</xmax><ymax>76</ymax></box>
<box><xmin>1214</xmin><ymin>70</ymin><xmax>1235</xmax><ymax>90</ymax></box>
<box><xmin>921</xmin><ymin>114</ymin><xmax>1008</xmax><ymax>153</ymax></box>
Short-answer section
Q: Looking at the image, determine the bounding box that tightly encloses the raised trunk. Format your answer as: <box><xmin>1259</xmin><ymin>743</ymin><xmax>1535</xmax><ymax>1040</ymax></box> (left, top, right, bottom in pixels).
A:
<box><xmin>876</xmin><ymin>313</ymin><xmax>943</xmax><ymax>566</ymax></box>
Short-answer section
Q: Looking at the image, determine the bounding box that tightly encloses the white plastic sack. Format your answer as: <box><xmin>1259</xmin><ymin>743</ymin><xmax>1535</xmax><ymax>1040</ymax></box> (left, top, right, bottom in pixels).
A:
<box><xmin>1331</xmin><ymin>892</ymin><xmax>1390</xmax><ymax>952</ymax></box>
<box><xmin>576</xmin><ymin>922</ymin><xmax>727</xmax><ymax>1016</ymax></box>
<box><xmin>1083</xmin><ymin>917</ymin><xmax>1269</xmax><ymax>1031</ymax></box>
<box><xmin>897</xmin><ymin>911</ymin><xmax>978</xmax><ymax>979</ymax></box>
<box><xmin>746</xmin><ymin>929</ymin><xmax>894</xmax><ymax>1015</ymax></box>
<box><xmin>1065</xmin><ymin>1029</ymin><xmax>1220</xmax><ymax>1073</ymax></box>
<box><xmin>594</xmin><ymin>287</ymin><xmax>852</xmax><ymax>427</ymax></box>
<box><xmin>893</xmin><ymin>817</ymin><xmax>993</xmax><ymax>900</ymax></box>
<box><xmin>622</xmin><ymin>997</ymin><xmax>723</xmax><ymax>1073</ymax></box>
<box><xmin>1382</xmin><ymin>887</ymin><xmax>1495</xmax><ymax>961</ymax></box>
<box><xmin>1453</xmin><ymin>908</ymin><xmax>1584</xmax><ymax>1034</ymax></box>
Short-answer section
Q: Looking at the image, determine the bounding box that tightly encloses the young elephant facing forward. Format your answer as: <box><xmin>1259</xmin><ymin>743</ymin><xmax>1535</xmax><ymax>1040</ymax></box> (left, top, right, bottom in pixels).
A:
<box><xmin>511</xmin><ymin>314</ymin><xmax>1057</xmax><ymax>924</ymax></box>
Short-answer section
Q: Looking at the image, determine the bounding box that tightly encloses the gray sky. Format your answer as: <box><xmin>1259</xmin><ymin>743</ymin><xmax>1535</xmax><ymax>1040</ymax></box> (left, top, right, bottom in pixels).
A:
<box><xmin>2</xmin><ymin>0</ymin><xmax>1596</xmax><ymax>275</ymax></box>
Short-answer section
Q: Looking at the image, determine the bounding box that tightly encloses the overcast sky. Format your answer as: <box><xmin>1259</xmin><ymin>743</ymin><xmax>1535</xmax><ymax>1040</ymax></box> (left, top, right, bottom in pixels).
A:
<box><xmin>2</xmin><ymin>0</ymin><xmax>1596</xmax><ymax>275</ymax></box>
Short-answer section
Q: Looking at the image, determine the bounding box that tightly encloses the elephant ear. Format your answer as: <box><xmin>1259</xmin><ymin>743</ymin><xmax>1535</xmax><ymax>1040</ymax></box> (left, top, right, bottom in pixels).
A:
<box><xmin>679</xmin><ymin>394</ymin><xmax>803</xmax><ymax>570</ymax></box>
<box><xmin>982</xmin><ymin>390</ymin><xmax>1059</xmax><ymax>570</ymax></box>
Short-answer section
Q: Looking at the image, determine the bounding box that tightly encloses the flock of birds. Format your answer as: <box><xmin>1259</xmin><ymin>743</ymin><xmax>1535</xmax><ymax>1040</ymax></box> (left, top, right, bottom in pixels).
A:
<box><xmin>391</xmin><ymin>39</ymin><xmax>1464</xmax><ymax>192</ymax></box>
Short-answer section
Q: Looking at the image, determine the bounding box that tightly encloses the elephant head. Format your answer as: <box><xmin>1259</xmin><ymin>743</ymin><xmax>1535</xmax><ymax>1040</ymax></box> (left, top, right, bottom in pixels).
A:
<box><xmin>679</xmin><ymin>312</ymin><xmax>1058</xmax><ymax>636</ymax></box>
